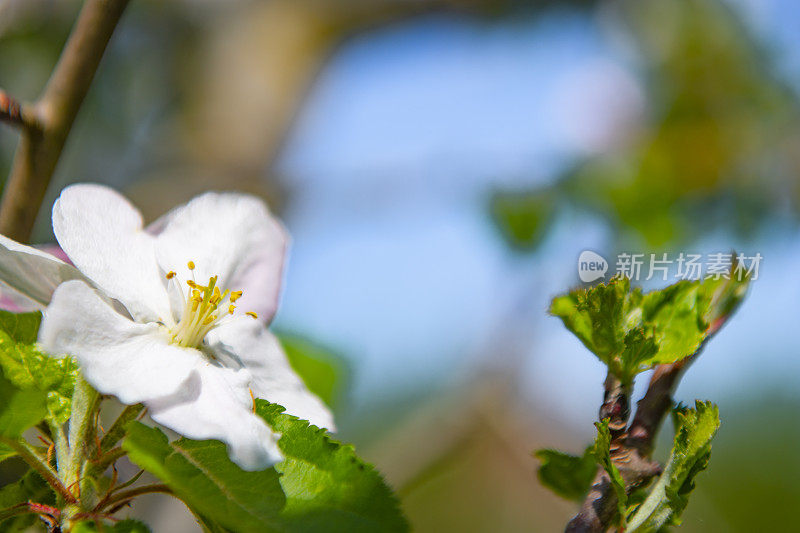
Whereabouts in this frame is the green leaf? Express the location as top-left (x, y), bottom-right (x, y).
top-left (125, 405), bottom-right (408, 532)
top-left (551, 274), bottom-right (749, 383)
top-left (0, 330), bottom-right (78, 425)
top-left (277, 333), bottom-right (348, 409)
top-left (0, 471), bottom-right (54, 531)
top-left (0, 310), bottom-right (41, 344)
top-left (123, 422), bottom-right (286, 533)
top-left (619, 328), bottom-right (659, 378)
top-left (697, 268), bottom-right (750, 327)
top-left (192, 512), bottom-right (235, 533)
top-left (550, 276), bottom-right (631, 365)
top-left (0, 442), bottom-right (16, 464)
top-left (627, 401), bottom-right (721, 532)
top-left (639, 281), bottom-right (709, 364)
top-left (256, 400), bottom-right (409, 533)
top-left (73, 519), bottom-right (151, 532)
top-left (489, 187), bottom-right (556, 252)
top-left (0, 370), bottom-right (48, 438)
top-left (534, 447), bottom-right (596, 501)
top-left (590, 419), bottom-right (627, 524)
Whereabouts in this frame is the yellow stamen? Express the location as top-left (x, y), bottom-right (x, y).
top-left (210, 286), bottom-right (222, 305)
top-left (249, 388), bottom-right (256, 413)
top-left (167, 263), bottom-right (249, 349)
top-left (246, 311), bottom-right (258, 319)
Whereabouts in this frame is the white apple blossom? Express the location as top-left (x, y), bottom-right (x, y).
top-left (0, 184), bottom-right (334, 470)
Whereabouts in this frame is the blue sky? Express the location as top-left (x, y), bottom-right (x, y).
top-left (274, 5), bottom-right (800, 429)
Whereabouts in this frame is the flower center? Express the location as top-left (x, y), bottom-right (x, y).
top-left (165, 261), bottom-right (257, 349)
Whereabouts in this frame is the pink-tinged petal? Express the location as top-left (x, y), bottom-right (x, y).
top-left (52, 184), bottom-right (170, 323)
top-left (150, 192), bottom-right (287, 324)
top-left (0, 234), bottom-right (89, 308)
top-left (206, 318), bottom-right (335, 431)
top-left (0, 283), bottom-right (41, 312)
top-left (35, 244), bottom-right (72, 265)
top-left (146, 362), bottom-right (283, 471)
top-left (39, 280), bottom-right (198, 405)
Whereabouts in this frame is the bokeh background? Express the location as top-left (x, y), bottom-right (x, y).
top-left (2, 0), bottom-right (800, 530)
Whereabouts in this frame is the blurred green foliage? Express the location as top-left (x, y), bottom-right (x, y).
top-left (492, 0), bottom-right (800, 249)
top-left (1, 0), bottom-right (797, 531)
top-left (0, 470), bottom-right (54, 531)
top-left (489, 188), bottom-right (555, 252)
top-left (277, 332), bottom-right (349, 411)
top-left (534, 447), bottom-right (595, 501)
top-left (669, 396), bottom-right (800, 532)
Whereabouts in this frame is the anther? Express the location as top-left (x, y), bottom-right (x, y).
top-left (230, 290), bottom-right (243, 303)
top-left (187, 261), bottom-right (195, 270)
top-left (246, 311), bottom-right (258, 319)
top-left (166, 271), bottom-right (176, 279)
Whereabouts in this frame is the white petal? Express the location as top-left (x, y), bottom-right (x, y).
top-left (0, 234), bottom-right (88, 307)
top-left (206, 318), bottom-right (335, 431)
top-left (150, 192), bottom-right (287, 323)
top-left (147, 362), bottom-right (283, 471)
top-left (0, 282), bottom-right (42, 312)
top-left (39, 280), bottom-right (198, 405)
top-left (52, 184), bottom-right (170, 322)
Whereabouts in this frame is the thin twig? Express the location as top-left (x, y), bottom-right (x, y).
top-left (89, 446), bottom-right (126, 475)
top-left (0, 0), bottom-right (130, 242)
top-left (47, 419), bottom-right (70, 476)
top-left (0, 501), bottom-right (60, 523)
top-left (0, 436), bottom-right (76, 503)
top-left (0, 502), bottom-right (30, 522)
top-left (100, 404), bottom-right (143, 453)
top-left (109, 469), bottom-right (144, 494)
top-left (94, 483), bottom-right (172, 513)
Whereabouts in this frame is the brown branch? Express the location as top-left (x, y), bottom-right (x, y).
top-left (566, 364), bottom-right (680, 532)
top-left (0, 0), bottom-right (130, 242)
top-left (566, 317), bottom-right (730, 532)
top-left (625, 359), bottom-right (691, 456)
top-left (598, 373), bottom-right (630, 444)
top-left (566, 372), bottom-right (661, 532)
top-left (0, 90), bottom-right (40, 130)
